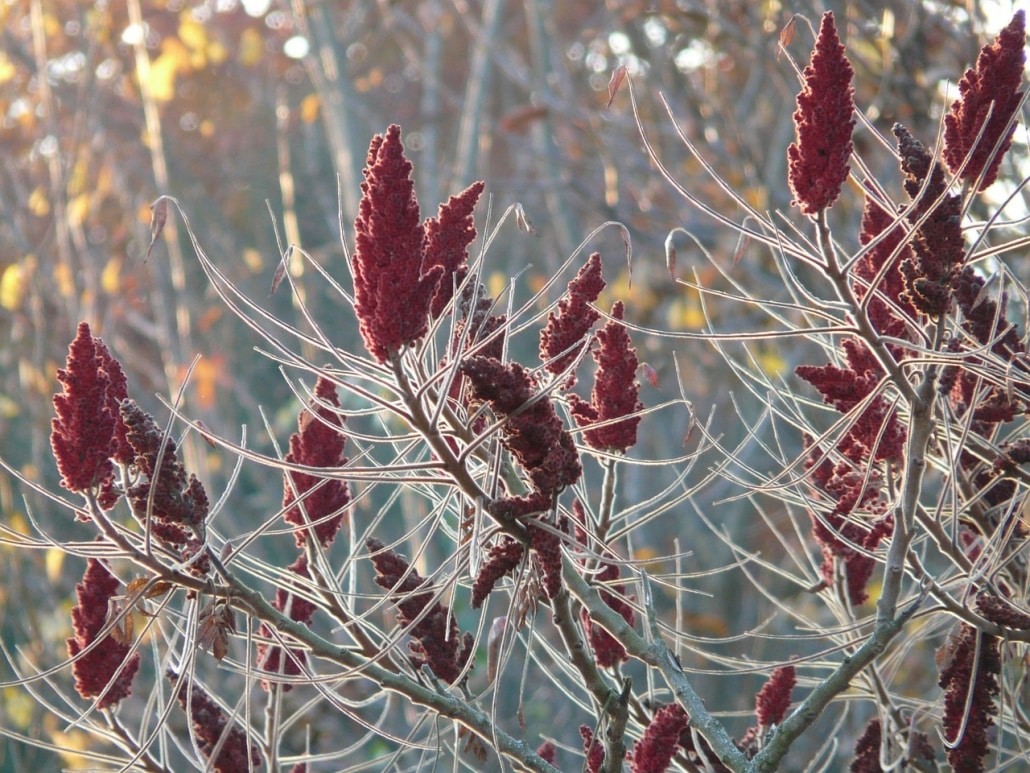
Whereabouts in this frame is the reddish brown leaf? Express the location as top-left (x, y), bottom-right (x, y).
top-left (195, 420), bottom-right (217, 448)
top-left (778, 15), bottom-right (798, 61)
top-left (606, 65), bottom-right (627, 110)
top-left (269, 246), bottom-right (291, 296)
top-left (641, 362), bottom-right (659, 388)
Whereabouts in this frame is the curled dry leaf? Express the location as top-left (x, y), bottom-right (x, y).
top-left (487, 616), bottom-right (506, 684)
top-left (664, 232), bottom-right (678, 280)
top-left (457, 725), bottom-right (489, 764)
top-left (197, 600), bottom-right (236, 661)
top-left (126, 576), bottom-right (173, 600)
top-left (514, 202), bottom-right (538, 236)
top-left (778, 14), bottom-right (798, 61)
top-left (731, 231), bottom-right (752, 269)
top-left (970, 271), bottom-right (999, 311)
top-left (606, 64), bottom-right (627, 110)
top-left (641, 362), bottom-right (659, 388)
top-left (108, 578), bottom-right (173, 644)
top-left (269, 245), bottom-right (292, 297)
top-left (145, 197), bottom-right (168, 262)
top-left (195, 420), bottom-right (218, 448)
top-left (106, 598), bottom-right (133, 645)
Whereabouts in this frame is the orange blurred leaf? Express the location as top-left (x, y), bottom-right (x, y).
top-left (300, 94), bottom-right (321, 123)
top-left (179, 355), bottom-right (226, 411)
top-left (499, 105), bottom-right (548, 133)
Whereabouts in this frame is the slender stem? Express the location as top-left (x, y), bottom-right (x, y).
top-left (595, 457), bottom-right (619, 544)
top-left (814, 209), bottom-right (920, 407)
top-left (219, 561), bottom-right (562, 773)
top-left (563, 562), bottom-right (750, 771)
top-left (746, 300), bottom-right (942, 773)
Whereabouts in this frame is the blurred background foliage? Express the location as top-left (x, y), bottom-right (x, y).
top-left (0, 0), bottom-right (1023, 769)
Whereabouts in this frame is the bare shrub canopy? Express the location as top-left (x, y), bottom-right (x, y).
top-left (2, 7), bottom-right (1029, 773)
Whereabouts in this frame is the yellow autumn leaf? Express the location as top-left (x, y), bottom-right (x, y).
top-left (46, 547), bottom-right (65, 584)
top-left (668, 298), bottom-right (706, 330)
top-left (27, 187), bottom-right (50, 216)
top-left (527, 272), bottom-right (547, 299)
top-left (177, 14), bottom-right (209, 54)
top-left (756, 348), bottom-right (787, 378)
top-left (206, 40), bottom-right (228, 65)
top-left (487, 271), bottom-right (507, 300)
top-left (147, 37), bottom-right (191, 102)
top-left (0, 392), bottom-right (18, 418)
top-left (862, 577), bottom-right (882, 605)
top-left (101, 256), bottom-right (122, 295)
top-left (54, 261), bottom-right (75, 299)
top-left (21, 359), bottom-right (50, 396)
top-left (48, 726), bottom-right (92, 771)
top-left (238, 27), bottom-right (264, 67)
top-left (300, 93), bottom-right (321, 123)
top-left (606, 270), bottom-right (632, 301)
top-left (66, 193), bottom-right (91, 229)
top-left (179, 14), bottom-right (227, 67)
top-left (40, 11), bottom-right (60, 36)
top-left (633, 545), bottom-right (661, 564)
top-left (242, 247), bottom-right (263, 272)
top-left (681, 611), bottom-right (730, 638)
top-left (67, 156), bottom-right (90, 195)
top-left (6, 511), bottom-right (30, 537)
top-left (0, 52), bottom-right (15, 84)
top-left (744, 186), bottom-right (768, 211)
top-left (1, 260), bottom-right (30, 311)
top-left (2, 687), bottom-right (34, 729)
top-left (206, 450), bottom-right (223, 473)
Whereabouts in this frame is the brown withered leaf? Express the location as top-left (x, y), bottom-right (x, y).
top-left (126, 576), bottom-right (173, 600)
top-left (731, 231), bottom-right (752, 269)
top-left (197, 600), bottom-right (237, 661)
top-left (514, 203), bottom-right (538, 236)
top-left (606, 64), bottom-right (628, 110)
top-left (934, 624), bottom-right (961, 672)
top-left (664, 232), bottom-right (678, 279)
top-left (195, 420), bottom-right (218, 448)
top-left (778, 15), bottom-right (798, 60)
top-left (486, 616), bottom-right (506, 685)
top-left (106, 599), bottom-right (133, 645)
top-left (970, 271), bottom-right (999, 312)
top-left (145, 198), bottom-right (168, 262)
top-left (457, 725), bottom-right (489, 764)
top-left (269, 245), bottom-right (292, 296)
